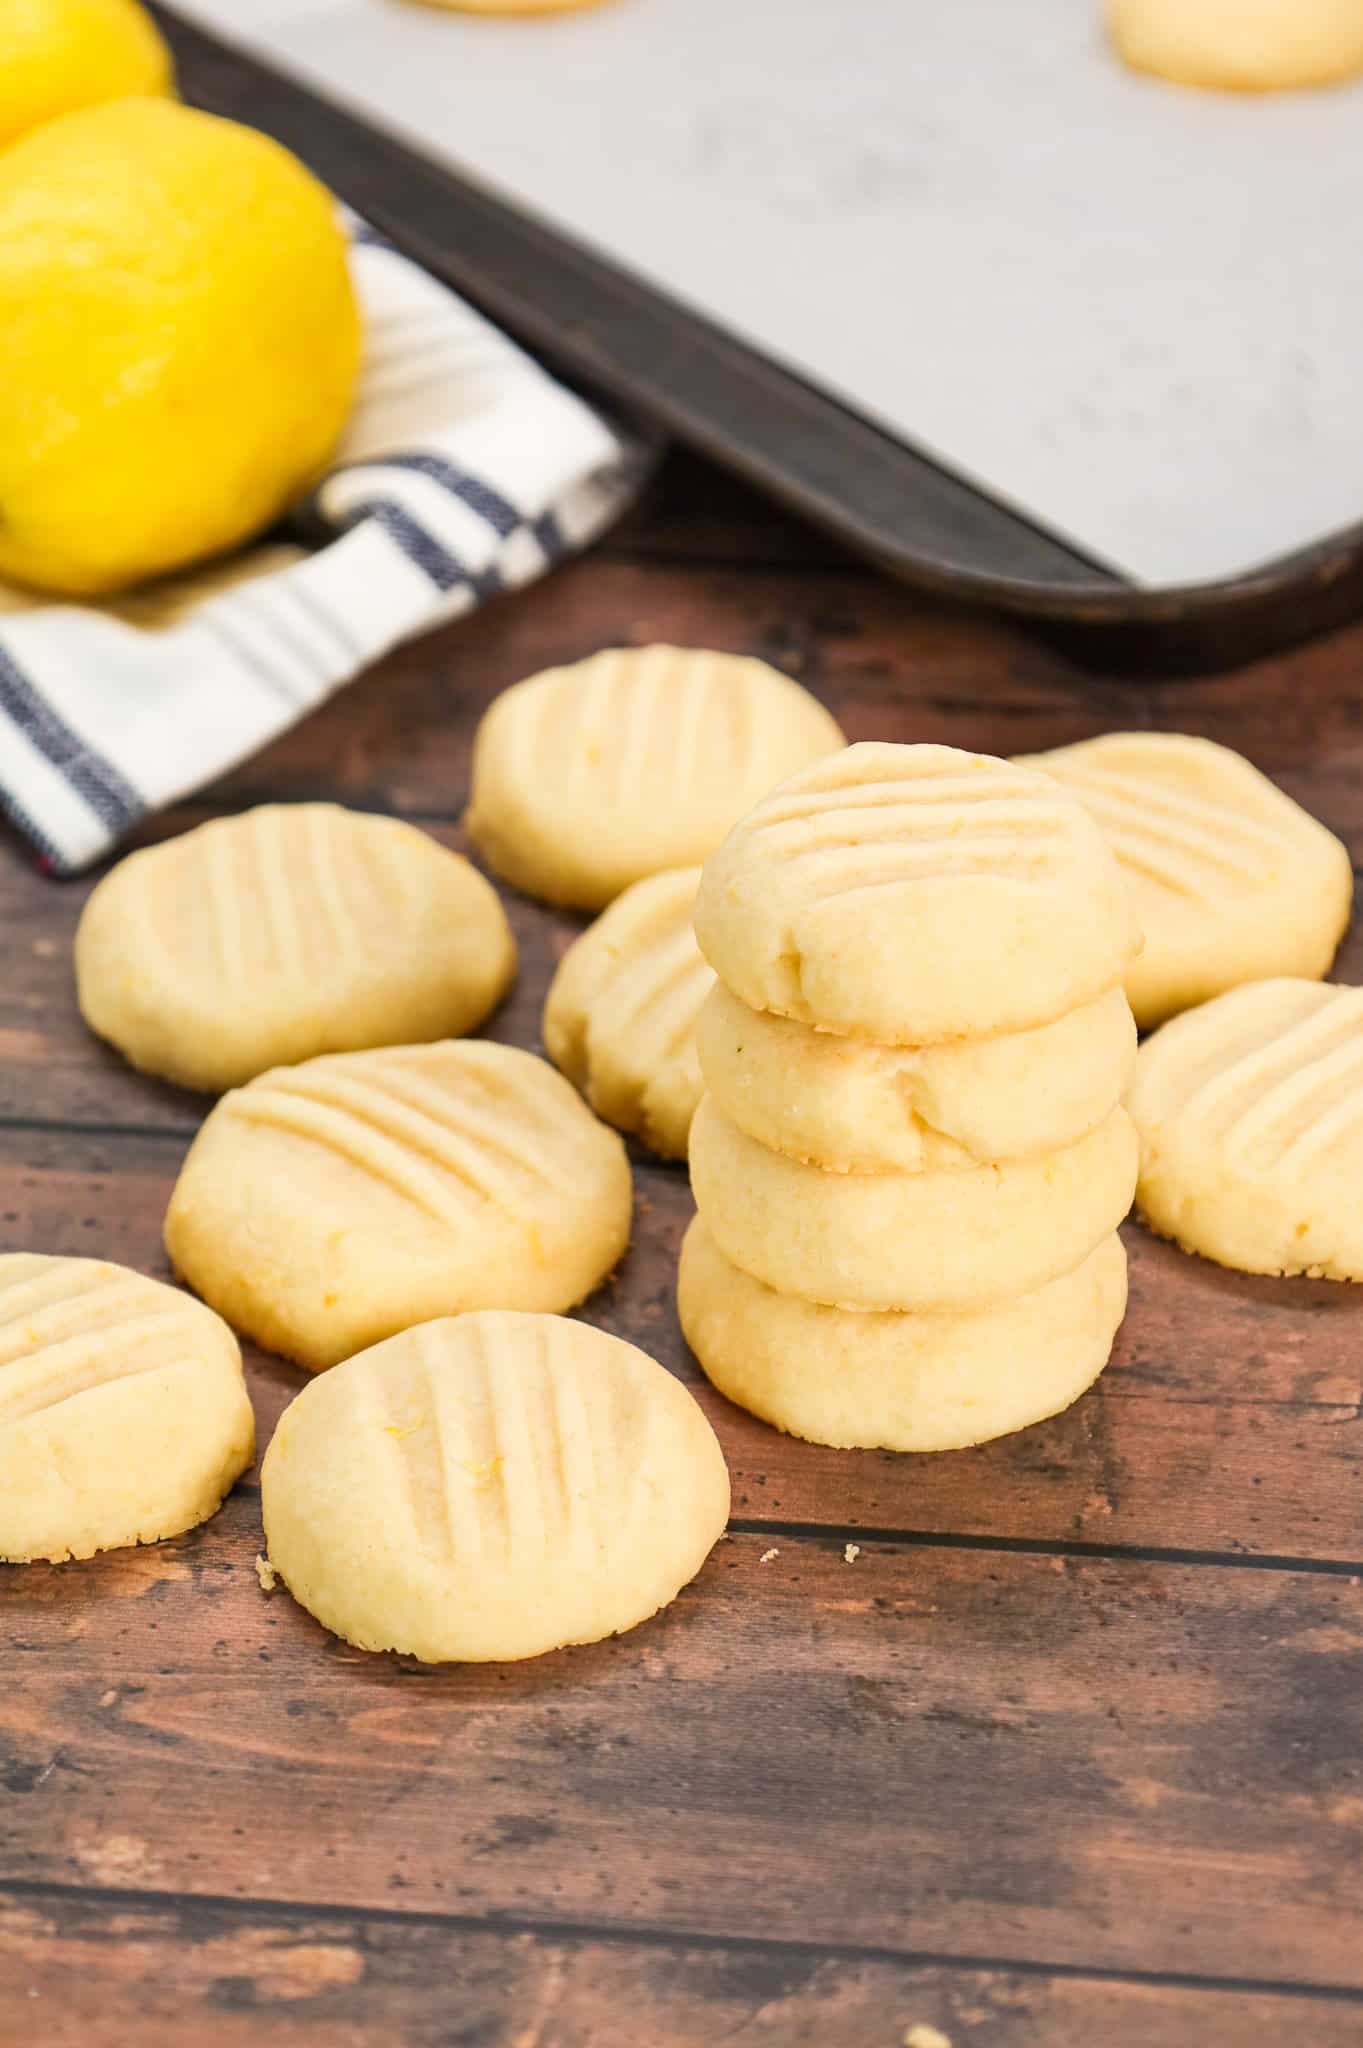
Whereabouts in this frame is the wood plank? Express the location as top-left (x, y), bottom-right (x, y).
top-left (3, 1509), bottom-right (1361, 1989)
top-left (6, 813), bottom-right (1362, 1141)
top-left (1, 1125), bottom-right (1359, 1562)
top-left (5, 544), bottom-right (1360, 1140)
top-left (605, 448), bottom-right (870, 571)
top-left (4, 454), bottom-right (1362, 2033)
top-left (5, 543), bottom-right (1362, 1134)
top-left (194, 558), bottom-right (1363, 848)
top-left (163, 559), bottom-right (1140, 815)
top-left (3, 1889), bottom-right (1360, 2048)
top-left (2, 480), bottom-right (1361, 864)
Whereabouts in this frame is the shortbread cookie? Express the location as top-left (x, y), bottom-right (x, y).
top-left (466, 646), bottom-right (845, 909)
top-left (0, 1255), bottom-right (254, 1564)
top-left (694, 743), bottom-right (1141, 1043)
top-left (261, 1311), bottom-right (729, 1661)
top-left (77, 804), bottom-right (516, 1092)
top-left (679, 1219), bottom-right (1126, 1451)
top-left (1128, 979), bottom-right (1363, 1279)
top-left (697, 982), bottom-right (1135, 1170)
top-left (689, 1094), bottom-right (1137, 1310)
top-left (1022, 734), bottom-right (1351, 1030)
top-left (165, 1042), bottom-right (632, 1371)
top-left (544, 867), bottom-right (711, 1159)
top-left (1109, 0), bottom-right (1363, 92)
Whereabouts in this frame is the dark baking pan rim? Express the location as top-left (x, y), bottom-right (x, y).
top-left (156, 5), bottom-right (1363, 661)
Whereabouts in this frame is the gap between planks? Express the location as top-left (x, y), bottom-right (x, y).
top-left (163, 1486), bottom-right (1363, 1586)
top-left (4, 1878), bottom-right (1361, 2008)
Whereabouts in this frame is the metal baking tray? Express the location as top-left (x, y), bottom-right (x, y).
top-left (156, 5), bottom-right (1363, 666)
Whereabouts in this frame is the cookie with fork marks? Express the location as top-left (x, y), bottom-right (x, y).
top-left (165, 1042), bottom-right (631, 1370)
top-left (0, 1255), bottom-right (253, 1564)
top-left (694, 742), bottom-right (1141, 1044)
top-left (77, 803), bottom-right (516, 1092)
top-left (1022, 734), bottom-right (1351, 1030)
top-left (1129, 978), bottom-right (1363, 1278)
top-left (261, 1311), bottom-right (729, 1661)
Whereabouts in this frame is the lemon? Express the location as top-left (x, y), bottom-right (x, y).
top-left (0, 0), bottom-right (173, 149)
top-left (0, 97), bottom-right (362, 597)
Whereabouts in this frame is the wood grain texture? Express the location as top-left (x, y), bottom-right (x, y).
top-left (200, 554), bottom-right (1363, 839)
top-left (4, 1891), bottom-right (1361, 2048)
top-left (3, 451), bottom-right (1363, 2043)
top-left (4, 1510), bottom-right (1363, 1987)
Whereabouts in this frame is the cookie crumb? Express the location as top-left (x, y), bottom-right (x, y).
top-left (844, 1542), bottom-right (861, 1564)
top-left (904, 2027), bottom-right (952, 2048)
top-left (98, 1689), bottom-right (117, 1708)
top-left (255, 1553), bottom-right (278, 1593)
top-left (759, 1548), bottom-right (780, 1565)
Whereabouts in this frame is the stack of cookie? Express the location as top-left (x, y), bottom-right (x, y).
top-left (679, 742), bottom-right (1144, 1452)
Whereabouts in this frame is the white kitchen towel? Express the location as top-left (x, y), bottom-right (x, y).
top-left (0, 221), bottom-right (650, 876)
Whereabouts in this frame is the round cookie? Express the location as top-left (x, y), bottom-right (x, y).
top-left (1128, 978), bottom-right (1363, 1279)
top-left (697, 982), bottom-right (1136, 1170)
top-left (76, 803), bottom-right (516, 1092)
top-left (466, 645), bottom-right (845, 909)
top-left (1021, 733), bottom-right (1352, 1030)
top-left (693, 742), bottom-right (1141, 1043)
top-left (1109, 0), bottom-right (1363, 92)
top-left (679, 1219), bottom-right (1127, 1451)
top-left (543, 867), bottom-right (712, 1160)
top-left (688, 1093), bottom-right (1137, 1311)
top-left (165, 1041), bottom-right (632, 1372)
top-left (261, 1311), bottom-right (730, 1661)
top-left (0, 1254), bottom-right (254, 1564)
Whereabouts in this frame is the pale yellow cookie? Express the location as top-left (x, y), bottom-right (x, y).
top-left (77, 804), bottom-right (516, 1092)
top-left (689, 1093), bottom-right (1137, 1311)
top-left (165, 1042), bottom-right (632, 1372)
top-left (697, 981), bottom-right (1135, 1170)
top-left (694, 743), bottom-right (1141, 1043)
top-left (466, 645), bottom-right (845, 910)
top-left (1021, 734), bottom-right (1352, 1030)
top-left (1128, 978), bottom-right (1363, 1279)
top-left (261, 1311), bottom-right (729, 1662)
top-left (679, 1219), bottom-right (1127, 1451)
top-left (1109, 0), bottom-right (1363, 92)
top-left (543, 866), bottom-right (711, 1160)
top-left (0, 1254), bottom-right (254, 1564)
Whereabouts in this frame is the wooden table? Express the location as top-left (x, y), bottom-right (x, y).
top-left (3, 455), bottom-right (1362, 2048)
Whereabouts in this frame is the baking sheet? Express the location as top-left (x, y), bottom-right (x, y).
top-left (172, 0), bottom-right (1363, 589)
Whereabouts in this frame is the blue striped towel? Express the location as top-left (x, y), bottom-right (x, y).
top-left (0, 223), bottom-right (649, 877)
